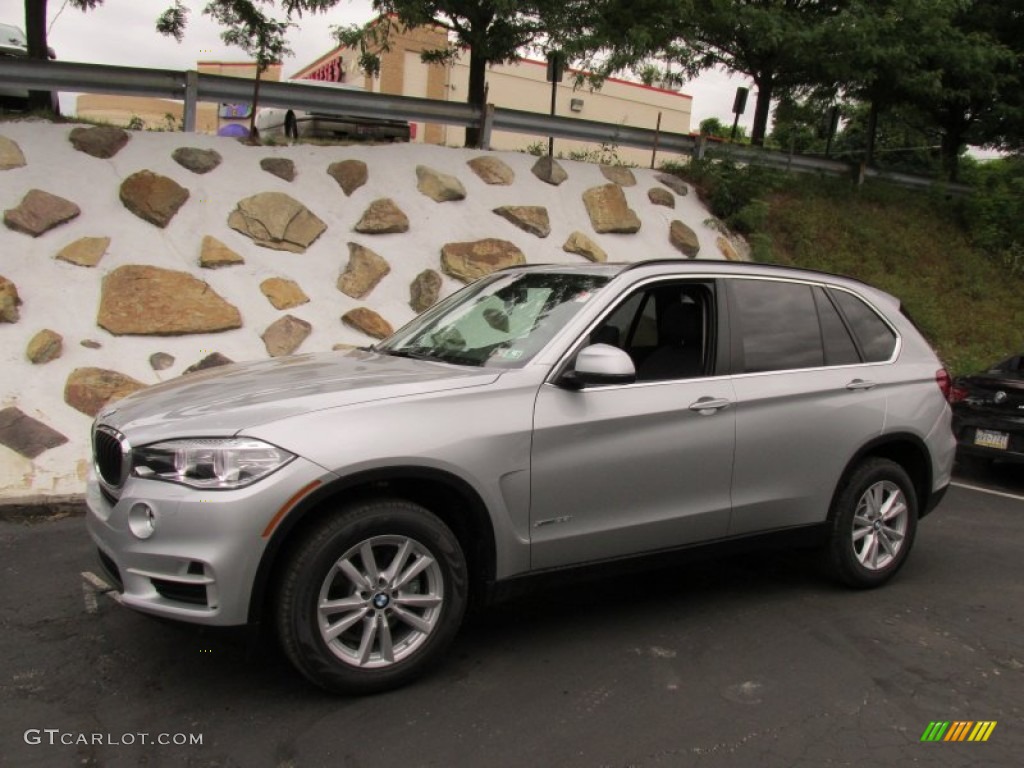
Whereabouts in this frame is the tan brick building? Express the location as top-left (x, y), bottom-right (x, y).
top-left (290, 22), bottom-right (693, 164)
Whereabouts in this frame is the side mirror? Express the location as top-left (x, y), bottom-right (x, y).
top-left (562, 344), bottom-right (635, 388)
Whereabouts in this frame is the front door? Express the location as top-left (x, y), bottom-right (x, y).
top-left (529, 280), bottom-right (736, 570)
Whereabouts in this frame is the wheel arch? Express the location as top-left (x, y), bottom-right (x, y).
top-left (248, 466), bottom-right (497, 624)
top-left (829, 433), bottom-right (934, 521)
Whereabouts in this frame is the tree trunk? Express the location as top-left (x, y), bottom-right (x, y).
top-left (249, 67), bottom-right (263, 143)
top-left (864, 99), bottom-right (879, 167)
top-left (25, 0), bottom-right (53, 112)
top-left (750, 74), bottom-right (773, 147)
top-left (464, 49), bottom-right (487, 148)
top-left (940, 129), bottom-right (961, 183)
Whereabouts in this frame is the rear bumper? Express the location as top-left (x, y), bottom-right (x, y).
top-left (952, 412), bottom-right (1024, 464)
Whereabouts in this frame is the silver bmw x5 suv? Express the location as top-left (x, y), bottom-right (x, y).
top-left (87, 260), bottom-right (955, 693)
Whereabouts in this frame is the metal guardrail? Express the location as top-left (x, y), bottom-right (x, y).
top-left (0, 58), bottom-right (971, 196)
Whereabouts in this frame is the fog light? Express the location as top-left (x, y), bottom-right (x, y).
top-left (128, 502), bottom-right (157, 539)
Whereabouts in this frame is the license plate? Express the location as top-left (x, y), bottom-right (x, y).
top-left (974, 428), bottom-right (1009, 450)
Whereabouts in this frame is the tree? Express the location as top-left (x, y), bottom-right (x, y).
top-left (160, 1), bottom-right (293, 141)
top-left (294, 1), bottom-right (583, 147)
top-left (919, 1), bottom-right (1021, 181)
top-left (23, 0), bottom-right (102, 111)
top-left (699, 116), bottom-right (747, 141)
top-left (570, 1), bottom-right (849, 147)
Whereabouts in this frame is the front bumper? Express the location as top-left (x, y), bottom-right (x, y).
top-left (86, 457), bottom-right (328, 626)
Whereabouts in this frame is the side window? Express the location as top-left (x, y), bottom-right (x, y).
top-left (830, 289), bottom-right (898, 363)
top-left (813, 287), bottom-right (861, 366)
top-left (730, 279), bottom-right (823, 373)
top-left (588, 282), bottom-right (713, 381)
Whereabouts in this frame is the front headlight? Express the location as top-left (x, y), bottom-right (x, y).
top-left (132, 438), bottom-right (295, 490)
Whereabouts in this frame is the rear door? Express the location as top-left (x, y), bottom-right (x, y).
top-left (726, 278), bottom-right (897, 534)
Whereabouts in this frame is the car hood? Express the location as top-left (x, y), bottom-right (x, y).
top-left (97, 349), bottom-right (500, 445)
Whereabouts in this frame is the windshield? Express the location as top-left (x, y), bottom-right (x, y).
top-left (377, 271), bottom-right (610, 368)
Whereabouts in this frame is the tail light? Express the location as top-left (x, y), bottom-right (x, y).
top-left (936, 368), bottom-right (968, 404)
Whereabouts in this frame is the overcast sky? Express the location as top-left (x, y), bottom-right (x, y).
top-left (0, 0), bottom-right (756, 129)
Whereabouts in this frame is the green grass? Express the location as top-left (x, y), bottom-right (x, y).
top-left (670, 162), bottom-right (1024, 375)
top-left (758, 177), bottom-right (1024, 375)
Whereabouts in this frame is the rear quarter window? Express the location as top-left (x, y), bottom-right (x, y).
top-left (831, 289), bottom-right (898, 362)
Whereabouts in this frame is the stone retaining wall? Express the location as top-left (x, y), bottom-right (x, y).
top-left (0, 121), bottom-right (741, 501)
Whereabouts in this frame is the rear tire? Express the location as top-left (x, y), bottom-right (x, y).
top-left (825, 458), bottom-right (918, 588)
top-left (275, 499), bottom-right (467, 694)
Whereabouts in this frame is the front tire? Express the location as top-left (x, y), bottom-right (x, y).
top-left (825, 458), bottom-right (918, 588)
top-left (275, 500), bottom-right (467, 694)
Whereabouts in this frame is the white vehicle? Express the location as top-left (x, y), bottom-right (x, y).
top-left (0, 23), bottom-right (58, 110)
top-left (255, 79), bottom-right (411, 142)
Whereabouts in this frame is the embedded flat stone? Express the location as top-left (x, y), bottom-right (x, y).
top-left (670, 220), bottom-right (701, 258)
top-left (656, 172), bottom-right (689, 196)
top-left (68, 125), bottom-right (130, 159)
top-left (262, 315), bottom-right (312, 357)
top-left (97, 265), bottom-right (242, 335)
top-left (493, 206), bottom-right (550, 238)
top-left (354, 198), bottom-right (409, 234)
top-left (416, 165), bottom-right (466, 202)
top-left (260, 157), bottom-right (296, 182)
top-left (583, 184), bottom-right (641, 234)
top-left (64, 367), bottom-right (147, 418)
top-left (26, 329), bottom-right (62, 364)
top-left (648, 187), bottom-right (675, 208)
top-left (343, 308), bottom-right (394, 339)
top-left (56, 236), bottom-right (110, 267)
top-left (184, 353), bottom-right (234, 374)
top-left (150, 352), bottom-right (175, 371)
top-left (531, 156), bottom-right (567, 186)
top-left (199, 235), bottom-right (244, 268)
top-left (4, 189), bottom-right (80, 237)
top-left (1, 275), bottom-right (22, 323)
top-left (260, 277), bottom-right (309, 310)
top-left (172, 147), bottom-right (222, 174)
top-left (717, 235), bottom-right (741, 261)
top-left (563, 231), bottom-right (608, 263)
top-left (327, 159), bottom-right (368, 196)
top-left (600, 165), bottom-right (636, 186)
top-left (467, 156), bottom-right (515, 185)
top-left (338, 243), bottom-right (390, 299)
top-left (0, 135), bottom-right (26, 170)
top-left (441, 239), bottom-right (526, 283)
top-left (410, 269), bottom-right (442, 312)
top-left (0, 407), bottom-right (68, 459)
top-left (119, 171), bottom-right (189, 228)
top-left (227, 192), bottom-right (326, 253)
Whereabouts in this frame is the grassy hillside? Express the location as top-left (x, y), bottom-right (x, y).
top-left (678, 163), bottom-right (1024, 376)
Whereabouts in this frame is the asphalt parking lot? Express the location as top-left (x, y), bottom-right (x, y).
top-left (1, 463), bottom-right (1021, 768)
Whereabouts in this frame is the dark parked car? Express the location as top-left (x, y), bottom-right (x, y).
top-left (952, 354), bottom-right (1024, 464)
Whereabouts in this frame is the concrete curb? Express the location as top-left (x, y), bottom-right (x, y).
top-left (0, 495), bottom-right (86, 523)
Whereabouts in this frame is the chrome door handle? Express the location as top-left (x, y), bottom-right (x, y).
top-left (689, 397), bottom-right (731, 414)
top-left (846, 379), bottom-right (877, 391)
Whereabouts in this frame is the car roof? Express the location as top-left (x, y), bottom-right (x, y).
top-left (503, 259), bottom-right (901, 310)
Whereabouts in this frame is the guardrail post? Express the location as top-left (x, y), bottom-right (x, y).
top-left (183, 70), bottom-right (198, 133)
top-left (692, 135), bottom-right (707, 161)
top-left (479, 104), bottom-right (494, 150)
